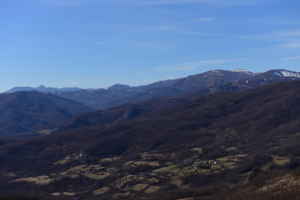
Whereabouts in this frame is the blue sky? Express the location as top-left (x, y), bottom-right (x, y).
top-left (0, 0), bottom-right (300, 91)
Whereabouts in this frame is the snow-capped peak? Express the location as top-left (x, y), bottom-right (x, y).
top-left (275, 70), bottom-right (300, 78)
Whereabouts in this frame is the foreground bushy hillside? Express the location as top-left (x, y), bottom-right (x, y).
top-left (0, 197), bottom-right (38, 200)
top-left (2, 81), bottom-right (300, 199)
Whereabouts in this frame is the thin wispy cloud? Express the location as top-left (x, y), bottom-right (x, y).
top-left (248, 18), bottom-right (300, 25)
top-left (153, 25), bottom-right (177, 31)
top-left (241, 30), bottom-right (300, 41)
top-left (241, 30), bottom-right (300, 49)
top-left (195, 17), bottom-right (216, 22)
top-left (141, 0), bottom-right (212, 5)
top-left (281, 56), bottom-right (300, 61)
top-left (41, 0), bottom-right (268, 7)
top-left (139, 0), bottom-right (263, 6)
top-left (142, 24), bottom-right (222, 38)
top-left (95, 41), bottom-right (106, 46)
top-left (280, 41), bottom-right (300, 49)
top-left (155, 58), bottom-right (245, 72)
top-left (277, 30), bottom-right (300, 37)
top-left (41, 0), bottom-right (85, 6)
top-left (170, 65), bottom-right (199, 72)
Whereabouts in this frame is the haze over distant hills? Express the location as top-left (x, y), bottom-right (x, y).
top-left (6, 85), bottom-right (83, 94)
top-left (5, 69), bottom-right (300, 110)
top-left (0, 92), bottom-right (92, 136)
top-left (0, 68), bottom-right (299, 137)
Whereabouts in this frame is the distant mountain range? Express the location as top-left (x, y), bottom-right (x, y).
top-left (63, 69), bottom-right (300, 132)
top-left (6, 85), bottom-right (83, 94)
top-left (1, 68), bottom-right (299, 137)
top-left (5, 69), bottom-right (300, 110)
top-left (0, 92), bottom-right (92, 136)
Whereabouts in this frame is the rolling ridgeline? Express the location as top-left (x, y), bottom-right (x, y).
top-left (7, 69), bottom-right (300, 110)
top-left (1, 69), bottom-right (300, 199)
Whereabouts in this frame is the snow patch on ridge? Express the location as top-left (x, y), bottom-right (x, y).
top-left (276, 70), bottom-right (300, 78)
